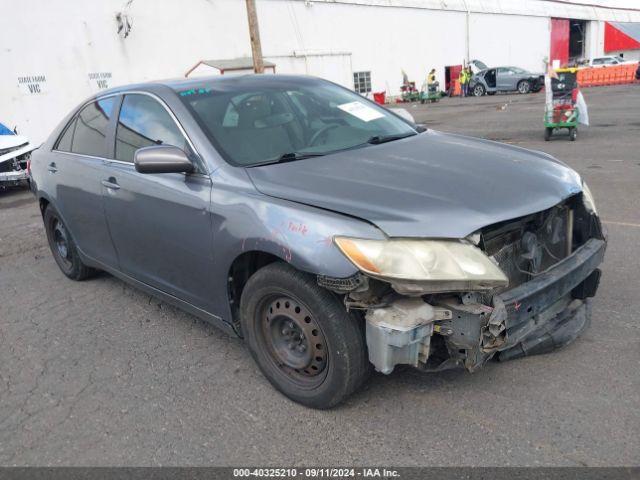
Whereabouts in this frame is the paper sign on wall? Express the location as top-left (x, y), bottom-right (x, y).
top-left (338, 101), bottom-right (384, 122)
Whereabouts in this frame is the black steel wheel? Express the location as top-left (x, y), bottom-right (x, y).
top-left (240, 262), bottom-right (370, 409)
top-left (44, 205), bottom-right (96, 280)
top-left (261, 295), bottom-right (328, 387)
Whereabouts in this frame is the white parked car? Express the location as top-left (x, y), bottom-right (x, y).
top-left (0, 123), bottom-right (37, 188)
top-left (589, 56), bottom-right (636, 67)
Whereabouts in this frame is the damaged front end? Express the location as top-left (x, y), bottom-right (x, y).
top-left (0, 124), bottom-right (36, 188)
top-left (323, 192), bottom-right (606, 375)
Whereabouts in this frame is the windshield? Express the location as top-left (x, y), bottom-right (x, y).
top-left (175, 77), bottom-right (416, 166)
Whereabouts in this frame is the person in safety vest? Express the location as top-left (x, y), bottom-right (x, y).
top-left (458, 68), bottom-right (468, 97)
top-left (427, 69), bottom-right (437, 86)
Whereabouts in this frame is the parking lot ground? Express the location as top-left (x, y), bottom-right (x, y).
top-left (0, 85), bottom-right (639, 466)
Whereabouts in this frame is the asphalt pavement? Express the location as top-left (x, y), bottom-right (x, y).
top-left (0, 85), bottom-right (638, 466)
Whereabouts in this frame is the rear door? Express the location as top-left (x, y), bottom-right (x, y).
top-left (101, 92), bottom-right (215, 310)
top-left (49, 96), bottom-right (119, 267)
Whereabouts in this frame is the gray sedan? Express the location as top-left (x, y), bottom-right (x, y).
top-left (30, 75), bottom-right (605, 408)
top-left (469, 66), bottom-right (544, 96)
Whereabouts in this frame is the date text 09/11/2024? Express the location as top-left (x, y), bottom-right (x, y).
top-left (232, 468), bottom-right (400, 478)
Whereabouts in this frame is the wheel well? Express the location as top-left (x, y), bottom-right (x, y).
top-left (227, 251), bottom-right (281, 330)
top-left (39, 197), bottom-right (50, 217)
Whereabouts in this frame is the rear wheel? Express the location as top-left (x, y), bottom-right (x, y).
top-left (517, 80), bottom-right (531, 94)
top-left (240, 262), bottom-right (369, 409)
top-left (569, 127), bottom-right (577, 141)
top-left (544, 127), bottom-right (553, 141)
top-left (43, 205), bottom-right (96, 280)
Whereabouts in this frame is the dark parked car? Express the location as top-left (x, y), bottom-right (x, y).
top-left (469, 66), bottom-right (544, 96)
top-left (30, 75), bottom-right (606, 408)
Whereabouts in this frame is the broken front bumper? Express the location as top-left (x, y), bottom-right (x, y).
top-left (0, 168), bottom-right (29, 184)
top-left (365, 238), bottom-right (606, 374)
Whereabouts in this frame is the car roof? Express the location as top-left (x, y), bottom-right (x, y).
top-left (96, 74), bottom-right (325, 97)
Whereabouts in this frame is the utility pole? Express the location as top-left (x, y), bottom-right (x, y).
top-left (245, 0), bottom-right (264, 73)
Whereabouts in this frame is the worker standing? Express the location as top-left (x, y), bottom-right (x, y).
top-left (427, 68), bottom-right (437, 86)
top-left (458, 68), bottom-right (468, 97)
top-left (466, 67), bottom-right (473, 95)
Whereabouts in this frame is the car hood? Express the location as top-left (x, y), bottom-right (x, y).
top-left (0, 134), bottom-right (29, 150)
top-left (246, 130), bottom-right (582, 238)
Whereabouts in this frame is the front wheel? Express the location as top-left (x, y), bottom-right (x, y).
top-left (569, 127), bottom-right (577, 141)
top-left (473, 84), bottom-right (485, 97)
top-left (240, 262), bottom-right (370, 409)
top-left (544, 127), bottom-right (553, 141)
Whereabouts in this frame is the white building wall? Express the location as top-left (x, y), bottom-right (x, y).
top-left (0, 0), bottom-right (253, 144)
top-left (1, 0), bottom-right (640, 144)
top-left (259, 1), bottom-right (466, 93)
top-left (468, 14), bottom-right (550, 73)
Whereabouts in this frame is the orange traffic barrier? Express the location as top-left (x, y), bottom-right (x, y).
top-left (575, 64), bottom-right (637, 88)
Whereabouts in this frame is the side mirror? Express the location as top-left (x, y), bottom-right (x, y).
top-left (134, 145), bottom-right (194, 174)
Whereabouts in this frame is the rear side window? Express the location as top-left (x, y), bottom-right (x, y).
top-left (56, 98), bottom-right (116, 157)
top-left (115, 94), bottom-right (189, 163)
top-left (56, 119), bottom-right (75, 151)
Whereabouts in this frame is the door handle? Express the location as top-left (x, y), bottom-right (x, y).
top-left (101, 179), bottom-right (120, 190)
top-left (47, 162), bottom-right (58, 173)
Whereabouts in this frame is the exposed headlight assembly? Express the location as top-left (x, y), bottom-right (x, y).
top-left (582, 181), bottom-right (597, 215)
top-left (334, 237), bottom-right (508, 293)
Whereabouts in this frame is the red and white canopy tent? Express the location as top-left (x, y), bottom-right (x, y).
top-left (605, 22), bottom-right (640, 53)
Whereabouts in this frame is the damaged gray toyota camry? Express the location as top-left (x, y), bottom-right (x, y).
top-left (30, 75), bottom-right (606, 408)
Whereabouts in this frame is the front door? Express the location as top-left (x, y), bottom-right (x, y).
top-left (496, 67), bottom-right (514, 90)
top-left (101, 93), bottom-right (215, 311)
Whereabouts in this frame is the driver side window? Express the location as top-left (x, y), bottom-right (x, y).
top-left (115, 94), bottom-right (189, 163)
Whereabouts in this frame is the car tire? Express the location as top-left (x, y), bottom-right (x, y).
top-left (517, 80), bottom-right (531, 94)
top-left (569, 127), bottom-right (577, 141)
top-left (44, 205), bottom-right (96, 281)
top-left (240, 262), bottom-right (370, 409)
top-left (473, 84), bottom-right (485, 97)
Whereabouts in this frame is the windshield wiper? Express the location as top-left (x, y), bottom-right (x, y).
top-left (366, 132), bottom-right (417, 145)
top-left (277, 152), bottom-right (326, 162)
top-left (247, 152), bottom-right (326, 167)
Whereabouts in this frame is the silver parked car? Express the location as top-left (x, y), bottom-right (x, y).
top-left (30, 75), bottom-right (605, 408)
top-left (469, 66), bottom-right (544, 96)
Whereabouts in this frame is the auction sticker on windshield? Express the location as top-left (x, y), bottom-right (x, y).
top-left (338, 101), bottom-right (385, 122)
